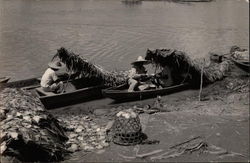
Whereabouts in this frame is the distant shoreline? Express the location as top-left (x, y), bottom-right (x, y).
top-left (138, 0), bottom-right (213, 2)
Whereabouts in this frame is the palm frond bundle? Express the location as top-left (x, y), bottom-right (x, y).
top-left (0, 88), bottom-right (69, 162)
top-left (145, 49), bottom-right (230, 85)
top-left (52, 47), bottom-right (127, 86)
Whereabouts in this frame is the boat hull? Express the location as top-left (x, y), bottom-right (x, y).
top-left (102, 83), bottom-right (189, 101)
top-left (31, 77), bottom-right (105, 109)
top-left (0, 77), bottom-right (11, 83)
top-left (38, 85), bottom-right (105, 109)
top-left (0, 73), bottom-right (69, 89)
top-left (0, 75), bottom-right (106, 109)
top-left (231, 58), bottom-right (250, 73)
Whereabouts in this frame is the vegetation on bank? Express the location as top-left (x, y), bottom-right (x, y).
top-left (176, 0), bottom-right (213, 1)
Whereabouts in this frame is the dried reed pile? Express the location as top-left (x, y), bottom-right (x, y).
top-left (145, 49), bottom-right (230, 85)
top-left (53, 47), bottom-right (128, 87)
top-left (0, 88), bottom-right (69, 162)
top-left (57, 114), bottom-right (109, 153)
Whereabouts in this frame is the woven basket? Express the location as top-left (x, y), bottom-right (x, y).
top-left (111, 111), bottom-right (145, 146)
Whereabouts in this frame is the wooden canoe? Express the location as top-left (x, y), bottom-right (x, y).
top-left (27, 78), bottom-right (105, 109)
top-left (231, 58), bottom-right (250, 72)
top-left (0, 77), bottom-right (41, 92)
top-left (0, 77), bottom-right (11, 83)
top-left (0, 73), bottom-right (105, 109)
top-left (102, 83), bottom-right (189, 102)
top-left (0, 73), bottom-right (70, 90)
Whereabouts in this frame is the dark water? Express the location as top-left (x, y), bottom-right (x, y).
top-left (0, 0), bottom-right (249, 80)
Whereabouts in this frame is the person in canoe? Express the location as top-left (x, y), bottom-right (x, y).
top-left (128, 56), bottom-right (155, 92)
top-left (40, 61), bottom-right (65, 93)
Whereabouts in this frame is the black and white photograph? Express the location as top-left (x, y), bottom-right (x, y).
top-left (0, 0), bottom-right (249, 162)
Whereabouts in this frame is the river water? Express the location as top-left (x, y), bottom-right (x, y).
top-left (0, 0), bottom-right (248, 80)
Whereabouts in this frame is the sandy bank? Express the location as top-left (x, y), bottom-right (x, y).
top-left (52, 65), bottom-right (249, 162)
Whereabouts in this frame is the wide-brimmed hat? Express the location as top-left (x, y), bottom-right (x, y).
top-left (131, 56), bottom-right (150, 65)
top-left (48, 61), bottom-right (65, 70)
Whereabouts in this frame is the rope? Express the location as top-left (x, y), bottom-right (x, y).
top-left (181, 64), bottom-right (190, 84)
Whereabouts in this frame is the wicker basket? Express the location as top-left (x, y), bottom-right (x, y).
top-left (110, 110), bottom-right (145, 146)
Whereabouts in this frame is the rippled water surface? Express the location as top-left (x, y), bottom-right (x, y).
top-left (0, 0), bottom-right (249, 80)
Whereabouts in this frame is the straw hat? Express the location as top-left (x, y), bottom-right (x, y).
top-left (48, 61), bottom-right (65, 70)
top-left (131, 56), bottom-right (150, 65)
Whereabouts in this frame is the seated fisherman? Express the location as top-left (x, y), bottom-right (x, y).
top-left (154, 65), bottom-right (173, 88)
top-left (40, 61), bottom-right (64, 93)
top-left (128, 56), bottom-right (155, 92)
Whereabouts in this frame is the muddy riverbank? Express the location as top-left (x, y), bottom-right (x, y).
top-left (50, 65), bottom-right (249, 162)
top-left (0, 61), bottom-right (248, 162)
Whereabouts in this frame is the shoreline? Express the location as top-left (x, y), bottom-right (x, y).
top-left (141, 0), bottom-right (213, 1)
top-left (61, 88), bottom-right (249, 162)
top-left (1, 53), bottom-right (249, 162)
top-left (52, 65), bottom-right (249, 162)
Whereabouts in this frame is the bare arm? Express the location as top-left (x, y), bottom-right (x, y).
top-left (128, 68), bottom-right (148, 80)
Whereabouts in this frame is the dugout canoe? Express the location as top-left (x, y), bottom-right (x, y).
top-left (102, 82), bottom-right (189, 102)
top-left (0, 73), bottom-right (70, 89)
top-left (0, 77), bottom-right (41, 92)
top-left (231, 58), bottom-right (250, 73)
top-left (27, 78), bottom-right (105, 109)
top-left (0, 77), bottom-right (11, 83)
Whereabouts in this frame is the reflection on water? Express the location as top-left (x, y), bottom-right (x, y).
top-left (0, 0), bottom-right (248, 80)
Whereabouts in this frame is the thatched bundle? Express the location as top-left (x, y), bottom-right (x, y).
top-left (0, 88), bottom-right (69, 162)
top-left (52, 47), bottom-right (128, 87)
top-left (145, 49), bottom-right (230, 85)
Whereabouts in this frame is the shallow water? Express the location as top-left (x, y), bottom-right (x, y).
top-left (0, 0), bottom-right (249, 80)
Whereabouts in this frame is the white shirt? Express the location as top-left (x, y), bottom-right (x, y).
top-left (40, 68), bottom-right (58, 87)
top-left (128, 66), bottom-right (147, 79)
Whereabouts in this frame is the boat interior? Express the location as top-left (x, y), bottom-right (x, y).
top-left (106, 82), bottom-right (183, 92)
top-left (35, 77), bottom-right (103, 97)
